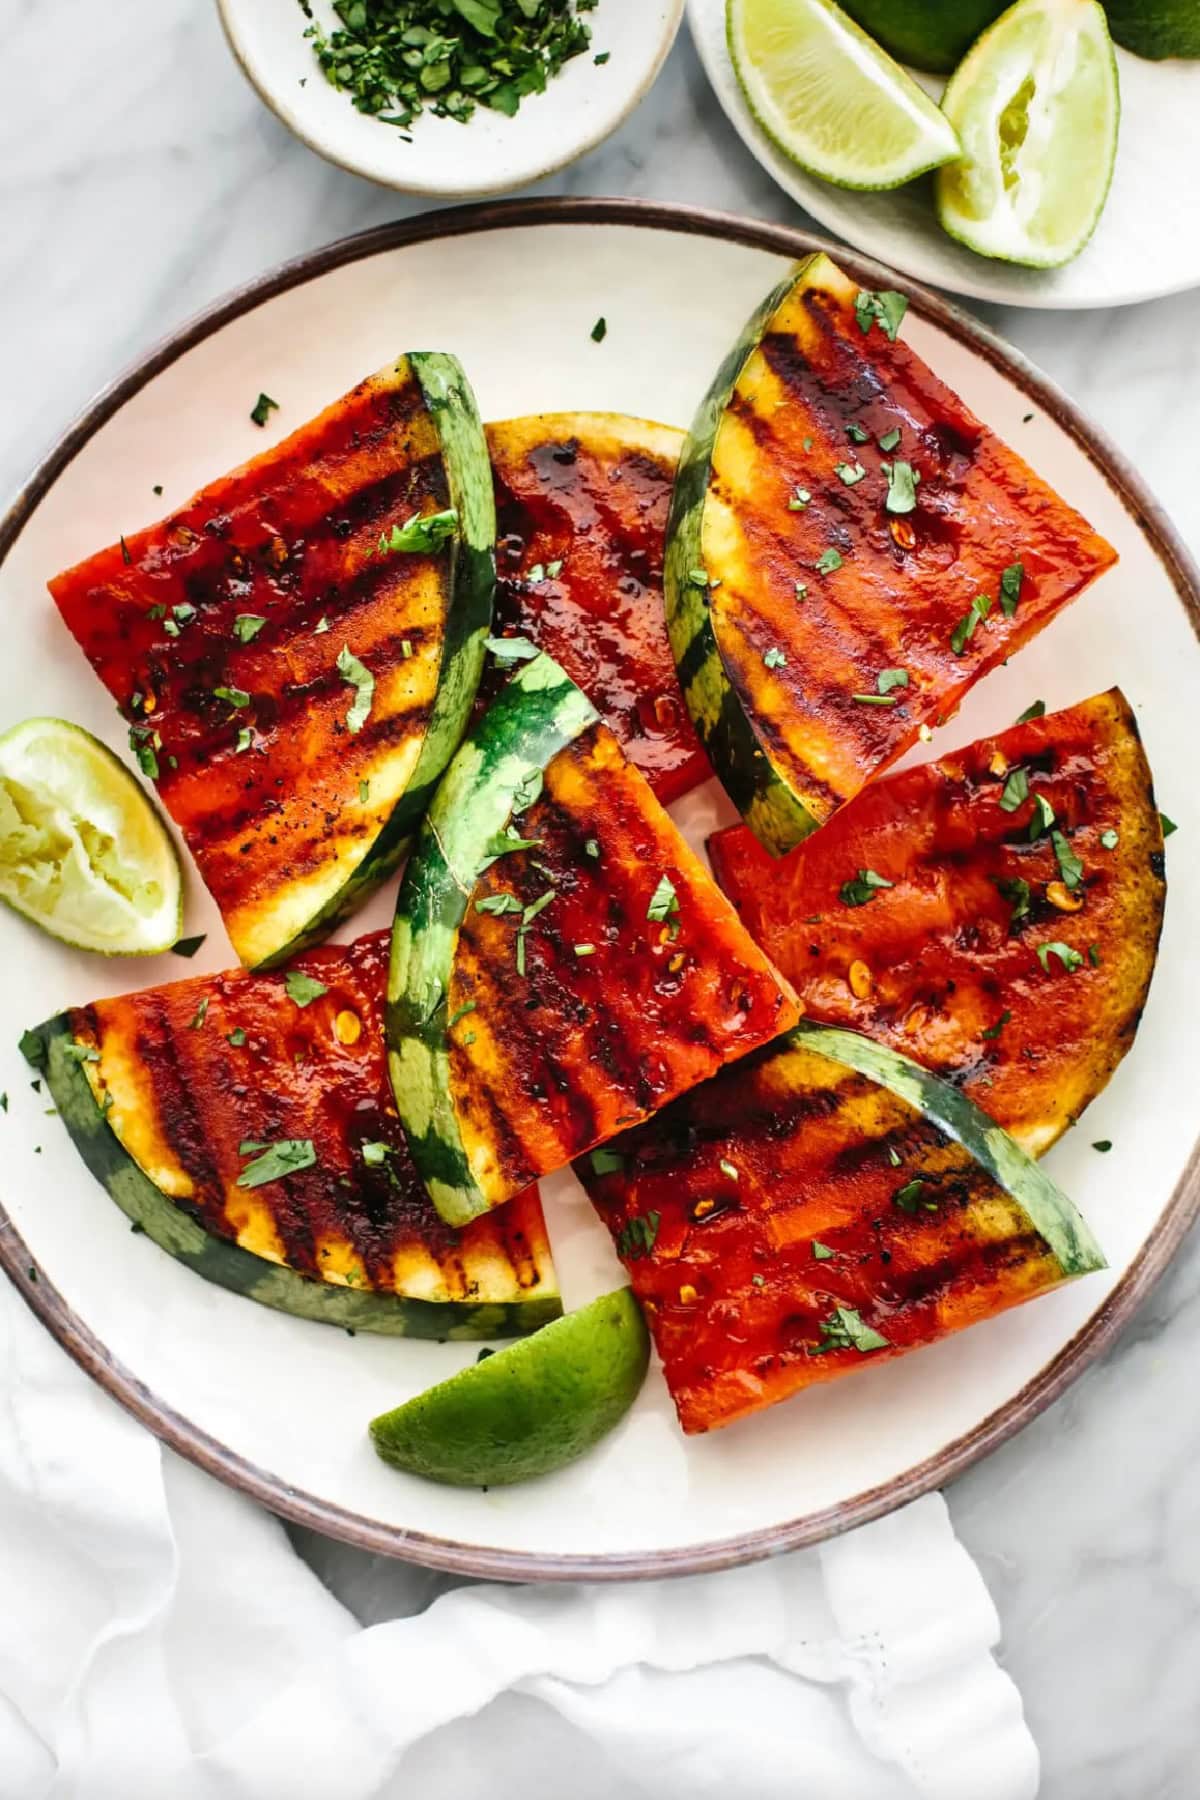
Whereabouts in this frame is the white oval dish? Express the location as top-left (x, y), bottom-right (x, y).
top-left (1, 201), bottom-right (1198, 1578)
top-left (216, 0), bottom-right (683, 197)
top-left (689, 0), bottom-right (1200, 310)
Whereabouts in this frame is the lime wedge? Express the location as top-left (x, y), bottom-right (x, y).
top-left (727, 0), bottom-right (962, 190)
top-left (369, 1287), bottom-right (650, 1487)
top-left (935, 0), bottom-right (1120, 268)
top-left (0, 718), bottom-right (183, 955)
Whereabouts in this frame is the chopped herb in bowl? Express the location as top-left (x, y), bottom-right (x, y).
top-left (300, 0), bottom-right (598, 129)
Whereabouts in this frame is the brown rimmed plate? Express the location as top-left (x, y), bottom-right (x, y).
top-left (1, 199), bottom-right (1197, 1581)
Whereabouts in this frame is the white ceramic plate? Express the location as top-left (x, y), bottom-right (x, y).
top-left (2, 201), bottom-right (1198, 1579)
top-left (217, 0), bottom-right (683, 197)
top-left (688, 0), bottom-right (1200, 310)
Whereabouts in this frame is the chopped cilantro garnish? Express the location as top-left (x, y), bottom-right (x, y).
top-left (1028, 792), bottom-right (1056, 839)
top-left (950, 593), bottom-right (992, 656)
top-left (188, 996), bottom-right (209, 1030)
top-left (1092, 1139), bottom-right (1112, 1153)
top-left (647, 873), bottom-right (680, 927)
top-left (836, 461), bottom-right (867, 486)
top-left (1051, 829), bottom-right (1084, 890)
top-left (1100, 828), bottom-right (1119, 850)
top-left (361, 1141), bottom-right (391, 1167)
top-left (233, 613), bottom-right (267, 643)
top-left (511, 768), bottom-right (543, 813)
top-left (981, 1009), bottom-right (1012, 1041)
top-left (788, 486), bottom-right (812, 511)
top-left (816, 548), bottom-right (843, 574)
top-left (839, 868), bottom-right (893, 907)
top-left (994, 875), bottom-right (1031, 927)
top-left (227, 1028), bottom-right (247, 1048)
top-left (853, 289), bottom-right (908, 342)
top-left (878, 427), bottom-right (901, 452)
top-left (235, 727), bottom-right (252, 754)
top-left (484, 829), bottom-right (542, 859)
top-left (359, 779), bottom-right (370, 804)
top-left (794, 581), bottom-right (808, 602)
top-left (213, 685), bottom-right (250, 710)
top-left (763, 646), bottom-right (787, 669)
top-left (522, 889), bottom-right (555, 926)
top-left (172, 934), bottom-right (206, 959)
top-left (285, 970), bottom-right (328, 1008)
top-left (236, 1138), bottom-right (316, 1188)
top-left (1037, 940), bottom-right (1084, 974)
top-left (129, 728), bottom-right (159, 781)
top-left (120, 535), bottom-right (132, 566)
top-left (475, 892), bottom-right (523, 916)
top-left (584, 838), bottom-right (600, 859)
top-left (999, 767), bottom-right (1029, 813)
top-left (811, 1241), bottom-right (834, 1261)
top-left (893, 1177), bottom-right (934, 1214)
top-left (999, 562), bottom-right (1024, 617)
top-left (376, 508), bottom-right (457, 557)
top-left (877, 667), bottom-right (909, 694)
top-left (615, 1210), bottom-right (660, 1260)
top-left (1160, 811), bottom-right (1178, 838)
top-left (61, 1043), bottom-right (101, 1064)
top-left (590, 1146), bottom-right (625, 1176)
top-left (1016, 699), bottom-right (1046, 724)
top-left (336, 646), bottom-right (374, 734)
top-left (811, 1305), bottom-right (889, 1354)
top-left (846, 423), bottom-right (869, 444)
top-left (1088, 942), bottom-right (1102, 967)
top-left (250, 393), bottom-right (278, 428)
top-left (885, 460), bottom-right (918, 515)
top-left (591, 316), bottom-right (607, 343)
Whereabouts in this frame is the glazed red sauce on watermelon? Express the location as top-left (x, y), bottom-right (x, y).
top-left (484, 419), bottom-right (710, 806)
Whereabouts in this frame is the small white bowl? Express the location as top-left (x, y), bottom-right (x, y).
top-left (217, 0), bottom-right (684, 197)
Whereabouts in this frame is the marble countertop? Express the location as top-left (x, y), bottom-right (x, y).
top-left (3, 4), bottom-right (1197, 1793)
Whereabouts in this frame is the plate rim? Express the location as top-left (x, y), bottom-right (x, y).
top-left (2, 195), bottom-right (1198, 1582)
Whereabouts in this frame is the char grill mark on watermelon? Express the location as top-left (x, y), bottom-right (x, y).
top-left (484, 414), bottom-right (709, 804)
top-left (665, 252), bottom-right (1118, 855)
top-left (59, 931), bottom-right (553, 1310)
top-left (708, 689), bottom-right (1165, 1157)
top-left (447, 717), bottom-right (792, 1204)
top-left (577, 1024), bottom-right (1104, 1434)
top-left (49, 355), bottom-right (494, 969)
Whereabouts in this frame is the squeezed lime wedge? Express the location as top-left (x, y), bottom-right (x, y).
top-left (727, 0), bottom-right (961, 190)
top-left (0, 717), bottom-right (183, 955)
top-left (369, 1287), bottom-right (650, 1487)
top-left (935, 0), bottom-right (1120, 268)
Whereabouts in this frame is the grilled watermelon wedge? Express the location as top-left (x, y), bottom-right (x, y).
top-left (48, 353), bottom-right (495, 970)
top-left (388, 651), bottom-right (799, 1227)
top-left (709, 689), bottom-right (1165, 1158)
top-left (577, 1022), bottom-right (1105, 1434)
top-left (22, 931), bottom-right (559, 1338)
top-left (484, 412), bottom-right (708, 805)
top-left (665, 253), bottom-right (1118, 854)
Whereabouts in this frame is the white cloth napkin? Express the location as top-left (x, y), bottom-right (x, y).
top-left (0, 1279), bottom-right (1038, 1800)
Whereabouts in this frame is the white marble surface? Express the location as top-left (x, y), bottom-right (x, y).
top-left (2, 3), bottom-right (1198, 1793)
